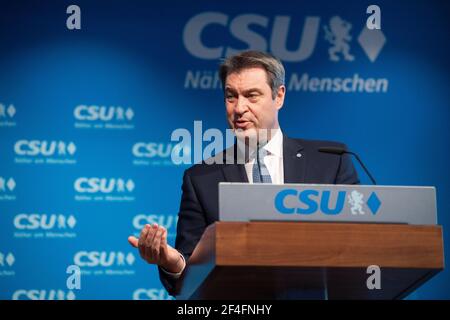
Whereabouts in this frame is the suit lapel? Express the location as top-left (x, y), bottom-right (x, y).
top-left (221, 144), bottom-right (249, 183)
top-left (283, 136), bottom-right (306, 183)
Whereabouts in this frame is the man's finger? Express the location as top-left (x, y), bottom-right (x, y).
top-left (144, 224), bottom-right (158, 261)
top-left (160, 227), bottom-right (167, 247)
top-left (148, 223), bottom-right (159, 247)
top-left (159, 227), bottom-right (169, 260)
top-left (138, 225), bottom-right (150, 259)
top-left (139, 224), bottom-right (150, 246)
top-left (152, 227), bottom-right (164, 263)
top-left (144, 223), bottom-right (157, 247)
top-left (128, 236), bottom-right (139, 248)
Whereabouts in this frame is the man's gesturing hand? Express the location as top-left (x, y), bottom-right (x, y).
top-left (128, 223), bottom-right (185, 273)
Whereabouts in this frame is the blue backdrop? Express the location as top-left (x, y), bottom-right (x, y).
top-left (0, 0), bottom-right (449, 299)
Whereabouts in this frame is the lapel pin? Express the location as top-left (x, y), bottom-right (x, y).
top-left (296, 153), bottom-right (302, 158)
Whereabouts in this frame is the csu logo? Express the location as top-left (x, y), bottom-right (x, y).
top-left (133, 214), bottom-right (178, 235)
top-left (0, 252), bottom-right (15, 267)
top-left (0, 177), bottom-right (16, 192)
top-left (12, 290), bottom-right (75, 300)
top-left (0, 103), bottom-right (16, 118)
top-left (0, 103), bottom-right (17, 127)
top-left (14, 140), bottom-right (76, 156)
top-left (184, 12), bottom-right (319, 61)
top-left (74, 251), bottom-right (135, 267)
top-left (183, 12), bottom-right (385, 62)
top-left (74, 178), bottom-right (135, 193)
top-left (132, 142), bottom-right (175, 158)
top-left (274, 189), bottom-right (381, 215)
top-left (74, 105), bottom-right (134, 121)
top-left (132, 142), bottom-right (190, 166)
top-left (132, 288), bottom-right (174, 300)
top-left (14, 214), bottom-right (76, 230)
top-left (0, 177), bottom-right (16, 201)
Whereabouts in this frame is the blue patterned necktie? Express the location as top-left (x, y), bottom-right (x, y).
top-left (252, 147), bottom-right (272, 183)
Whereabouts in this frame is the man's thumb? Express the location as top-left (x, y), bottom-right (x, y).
top-left (128, 236), bottom-right (139, 248)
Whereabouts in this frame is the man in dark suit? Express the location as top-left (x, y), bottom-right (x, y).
top-left (128, 51), bottom-right (359, 295)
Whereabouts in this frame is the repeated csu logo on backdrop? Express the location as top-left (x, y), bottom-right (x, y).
top-left (132, 288), bottom-right (175, 300)
top-left (73, 251), bottom-right (136, 276)
top-left (14, 140), bottom-right (77, 165)
top-left (0, 252), bottom-right (16, 277)
top-left (0, 102), bottom-right (16, 127)
top-left (0, 176), bottom-right (16, 201)
top-left (183, 13), bottom-right (388, 93)
top-left (12, 290), bottom-right (76, 300)
top-left (13, 213), bottom-right (77, 239)
top-left (132, 142), bottom-right (189, 166)
top-left (132, 214), bottom-right (178, 239)
top-left (274, 189), bottom-right (381, 216)
top-left (0, 176), bottom-right (17, 201)
top-left (74, 177), bottom-right (135, 202)
top-left (73, 105), bottom-right (135, 130)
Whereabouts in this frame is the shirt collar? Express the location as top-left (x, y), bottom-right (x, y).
top-left (262, 128), bottom-right (283, 158)
top-left (235, 129), bottom-right (283, 161)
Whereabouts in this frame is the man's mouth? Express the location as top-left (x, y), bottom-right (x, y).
top-left (234, 119), bottom-right (251, 129)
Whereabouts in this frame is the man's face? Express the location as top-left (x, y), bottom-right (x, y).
top-left (224, 67), bottom-right (285, 141)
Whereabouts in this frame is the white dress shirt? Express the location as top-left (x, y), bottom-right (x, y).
top-left (243, 129), bottom-right (284, 184)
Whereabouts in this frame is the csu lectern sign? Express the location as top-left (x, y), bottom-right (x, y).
top-left (219, 183), bottom-right (437, 225)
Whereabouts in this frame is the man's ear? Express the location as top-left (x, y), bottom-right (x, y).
top-left (275, 85), bottom-right (286, 110)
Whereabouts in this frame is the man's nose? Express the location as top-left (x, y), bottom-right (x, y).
top-left (234, 96), bottom-right (248, 115)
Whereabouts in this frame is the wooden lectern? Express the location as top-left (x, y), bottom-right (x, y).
top-left (175, 222), bottom-right (444, 300)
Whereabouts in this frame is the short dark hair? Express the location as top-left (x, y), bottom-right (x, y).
top-left (219, 51), bottom-right (285, 99)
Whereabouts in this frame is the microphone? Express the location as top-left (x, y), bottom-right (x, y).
top-left (318, 146), bottom-right (377, 185)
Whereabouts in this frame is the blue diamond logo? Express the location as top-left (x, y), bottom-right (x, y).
top-left (367, 192), bottom-right (381, 215)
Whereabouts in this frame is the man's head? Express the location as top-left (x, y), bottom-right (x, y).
top-left (219, 51), bottom-right (286, 142)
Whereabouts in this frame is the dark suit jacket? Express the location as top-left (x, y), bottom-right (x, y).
top-left (159, 136), bottom-right (359, 294)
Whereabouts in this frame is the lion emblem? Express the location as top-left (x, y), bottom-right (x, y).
top-left (348, 190), bottom-right (365, 215)
top-left (324, 16), bottom-right (355, 62)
